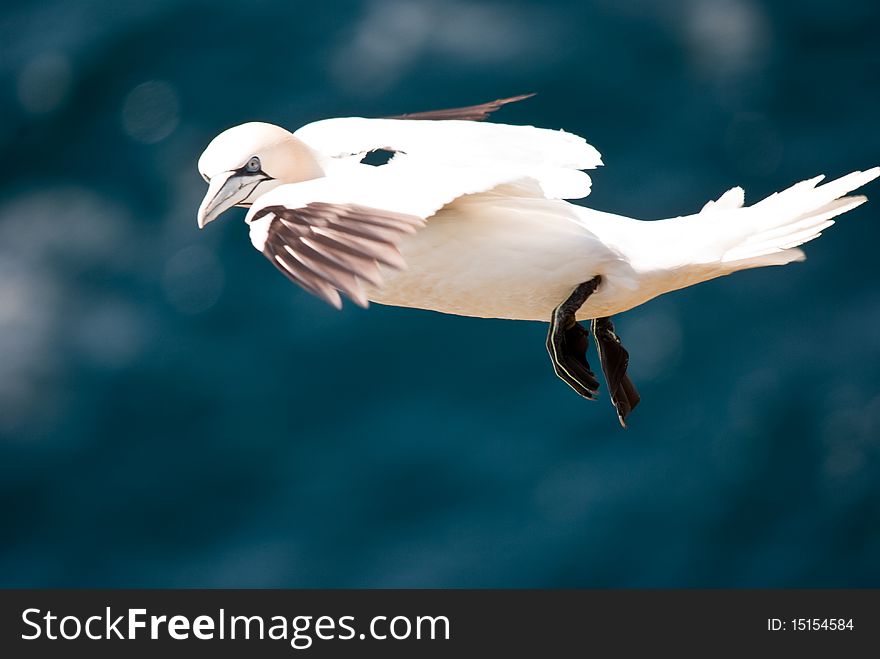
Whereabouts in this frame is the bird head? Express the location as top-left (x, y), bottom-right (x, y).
top-left (197, 122), bottom-right (324, 228)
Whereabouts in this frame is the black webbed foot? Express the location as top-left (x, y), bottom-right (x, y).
top-left (546, 278), bottom-right (641, 426)
top-left (592, 317), bottom-right (641, 427)
top-left (546, 277), bottom-right (602, 400)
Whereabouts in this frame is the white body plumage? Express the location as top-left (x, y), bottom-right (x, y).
top-left (215, 115), bottom-right (877, 321)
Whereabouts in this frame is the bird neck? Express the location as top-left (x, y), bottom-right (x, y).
top-left (277, 136), bottom-right (326, 184)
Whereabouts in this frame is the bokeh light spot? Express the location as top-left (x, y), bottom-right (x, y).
top-left (17, 53), bottom-right (72, 115)
top-left (122, 80), bottom-right (180, 144)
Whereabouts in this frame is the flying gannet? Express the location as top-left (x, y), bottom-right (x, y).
top-left (196, 95), bottom-right (879, 426)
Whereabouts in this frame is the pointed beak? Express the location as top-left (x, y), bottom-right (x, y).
top-left (197, 171), bottom-right (265, 228)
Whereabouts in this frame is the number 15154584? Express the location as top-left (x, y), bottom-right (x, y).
top-left (768, 618), bottom-right (854, 631)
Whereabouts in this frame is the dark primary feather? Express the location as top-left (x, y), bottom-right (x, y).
top-left (387, 93), bottom-right (535, 121)
top-left (252, 202), bottom-right (425, 309)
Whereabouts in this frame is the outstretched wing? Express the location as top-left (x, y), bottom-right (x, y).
top-left (294, 100), bottom-right (602, 200)
top-left (246, 164), bottom-right (533, 308)
top-left (386, 93), bottom-right (535, 121)
top-left (253, 202), bottom-right (424, 309)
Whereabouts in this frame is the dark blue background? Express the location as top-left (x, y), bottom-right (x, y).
top-left (1, 0), bottom-right (878, 587)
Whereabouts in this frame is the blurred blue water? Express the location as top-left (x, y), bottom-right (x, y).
top-left (1, 0), bottom-right (878, 587)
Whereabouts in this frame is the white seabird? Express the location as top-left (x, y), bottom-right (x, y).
top-left (196, 95), bottom-right (879, 426)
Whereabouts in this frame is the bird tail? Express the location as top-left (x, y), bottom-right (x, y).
top-left (654, 167), bottom-right (880, 285)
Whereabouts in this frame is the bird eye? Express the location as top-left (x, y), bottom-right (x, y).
top-left (245, 156), bottom-right (261, 173)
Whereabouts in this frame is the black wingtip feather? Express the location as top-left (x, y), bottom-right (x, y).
top-left (387, 93), bottom-right (536, 122)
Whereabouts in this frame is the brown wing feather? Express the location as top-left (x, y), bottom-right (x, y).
top-left (253, 202), bottom-right (425, 309)
top-left (387, 93), bottom-right (535, 122)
